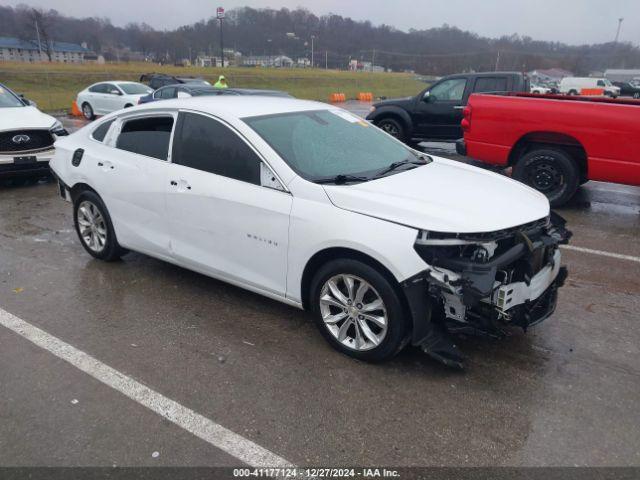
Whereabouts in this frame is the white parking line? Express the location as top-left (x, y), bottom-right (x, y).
top-left (0, 307), bottom-right (292, 467)
top-left (561, 245), bottom-right (640, 263)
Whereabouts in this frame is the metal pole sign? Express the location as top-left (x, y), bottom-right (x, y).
top-left (217, 7), bottom-right (225, 67)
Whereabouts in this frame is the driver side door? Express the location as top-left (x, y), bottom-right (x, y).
top-left (102, 83), bottom-right (123, 113)
top-left (413, 77), bottom-right (468, 140)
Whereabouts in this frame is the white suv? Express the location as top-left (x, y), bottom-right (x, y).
top-left (50, 97), bottom-right (570, 367)
top-left (0, 82), bottom-right (67, 181)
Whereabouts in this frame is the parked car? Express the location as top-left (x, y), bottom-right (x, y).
top-left (559, 77), bottom-right (620, 97)
top-left (366, 72), bottom-right (530, 144)
top-left (530, 84), bottom-right (551, 94)
top-left (50, 96), bottom-right (570, 368)
top-left (139, 73), bottom-right (211, 90)
top-left (138, 84), bottom-right (292, 104)
top-left (76, 82), bottom-right (153, 120)
top-left (612, 81), bottom-right (640, 99)
top-left (0, 82), bottom-right (68, 181)
top-left (457, 92), bottom-right (640, 206)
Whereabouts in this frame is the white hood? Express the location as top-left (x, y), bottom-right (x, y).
top-left (323, 156), bottom-right (550, 234)
top-left (0, 106), bottom-right (56, 132)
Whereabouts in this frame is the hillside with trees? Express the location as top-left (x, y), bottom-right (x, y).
top-left (1, 4), bottom-right (639, 75)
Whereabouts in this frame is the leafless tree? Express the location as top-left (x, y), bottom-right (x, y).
top-left (15, 5), bottom-right (57, 61)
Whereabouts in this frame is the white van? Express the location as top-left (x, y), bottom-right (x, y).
top-left (559, 77), bottom-right (620, 97)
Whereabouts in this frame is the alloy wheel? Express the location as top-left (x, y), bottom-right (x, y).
top-left (319, 274), bottom-right (388, 351)
top-left (77, 200), bottom-right (107, 253)
top-left (380, 121), bottom-right (400, 137)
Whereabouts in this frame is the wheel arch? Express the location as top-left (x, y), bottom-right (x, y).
top-left (300, 247), bottom-right (408, 313)
top-left (508, 131), bottom-right (588, 180)
top-left (370, 106), bottom-right (413, 132)
top-left (69, 182), bottom-right (100, 204)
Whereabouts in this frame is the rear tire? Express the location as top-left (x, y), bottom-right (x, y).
top-left (376, 118), bottom-right (406, 142)
top-left (513, 148), bottom-right (579, 207)
top-left (310, 259), bottom-right (408, 362)
top-left (73, 191), bottom-right (126, 261)
top-left (82, 102), bottom-right (95, 120)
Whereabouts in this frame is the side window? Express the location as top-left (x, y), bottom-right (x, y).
top-left (115, 116), bottom-right (174, 160)
top-left (89, 83), bottom-right (107, 93)
top-left (104, 83), bottom-right (119, 95)
top-left (159, 87), bottom-right (176, 99)
top-left (428, 78), bottom-right (467, 102)
top-left (91, 119), bottom-right (115, 142)
top-left (172, 112), bottom-right (261, 185)
top-left (473, 77), bottom-right (508, 93)
top-left (597, 80), bottom-right (606, 87)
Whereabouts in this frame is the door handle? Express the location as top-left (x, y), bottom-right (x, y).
top-left (453, 106), bottom-right (465, 110)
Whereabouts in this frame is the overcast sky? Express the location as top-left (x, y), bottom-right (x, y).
top-left (3, 0), bottom-right (638, 45)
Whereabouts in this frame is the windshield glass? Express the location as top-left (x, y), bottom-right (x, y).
top-left (119, 83), bottom-right (153, 95)
top-left (603, 79), bottom-right (613, 87)
top-left (0, 85), bottom-right (25, 108)
top-left (245, 110), bottom-right (422, 182)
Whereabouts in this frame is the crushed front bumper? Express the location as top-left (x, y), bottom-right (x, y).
top-left (401, 213), bottom-right (572, 368)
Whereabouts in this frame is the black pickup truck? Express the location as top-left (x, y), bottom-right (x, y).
top-left (366, 72), bottom-right (529, 145)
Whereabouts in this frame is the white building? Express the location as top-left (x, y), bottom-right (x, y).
top-left (0, 36), bottom-right (92, 63)
top-left (242, 55), bottom-right (293, 68)
top-left (605, 69), bottom-right (640, 82)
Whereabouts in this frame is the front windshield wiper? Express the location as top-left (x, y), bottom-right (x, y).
top-left (314, 174), bottom-right (370, 185)
top-left (373, 157), bottom-right (429, 178)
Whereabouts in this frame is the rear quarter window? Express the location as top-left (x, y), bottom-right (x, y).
top-left (91, 119), bottom-right (115, 142)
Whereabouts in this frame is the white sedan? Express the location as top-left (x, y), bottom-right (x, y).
top-left (50, 97), bottom-right (570, 367)
top-left (76, 81), bottom-right (152, 120)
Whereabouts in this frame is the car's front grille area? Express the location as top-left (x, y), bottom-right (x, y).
top-left (0, 130), bottom-right (54, 154)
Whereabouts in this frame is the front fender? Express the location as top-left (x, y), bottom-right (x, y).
top-left (367, 105), bottom-right (413, 131)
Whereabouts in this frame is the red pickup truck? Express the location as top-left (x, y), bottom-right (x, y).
top-left (457, 93), bottom-right (640, 206)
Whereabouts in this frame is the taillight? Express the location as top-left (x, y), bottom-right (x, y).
top-left (461, 105), bottom-right (471, 133)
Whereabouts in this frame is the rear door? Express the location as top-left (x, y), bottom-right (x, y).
top-left (413, 77), bottom-right (468, 140)
top-left (166, 110), bottom-right (292, 296)
top-left (91, 112), bottom-right (175, 258)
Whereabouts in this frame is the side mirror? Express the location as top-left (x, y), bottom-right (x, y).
top-left (110, 89), bottom-right (122, 96)
top-left (177, 91), bottom-right (191, 98)
top-left (422, 91), bottom-right (433, 103)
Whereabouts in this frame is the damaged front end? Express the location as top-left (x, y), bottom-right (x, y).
top-left (402, 212), bottom-right (572, 369)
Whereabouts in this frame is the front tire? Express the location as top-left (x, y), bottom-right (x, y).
top-left (376, 118), bottom-right (406, 142)
top-left (82, 102), bottom-right (95, 120)
top-left (73, 191), bottom-right (126, 261)
top-left (310, 259), bottom-right (408, 362)
top-left (513, 148), bottom-right (579, 207)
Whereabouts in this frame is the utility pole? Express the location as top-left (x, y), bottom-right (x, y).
top-left (371, 49), bottom-right (376, 72)
top-left (217, 7), bottom-right (225, 68)
top-left (311, 35), bottom-right (315, 68)
top-left (495, 51), bottom-right (500, 71)
top-left (614, 17), bottom-right (624, 43)
top-left (325, 50), bottom-right (328, 70)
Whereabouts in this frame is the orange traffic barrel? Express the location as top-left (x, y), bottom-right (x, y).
top-left (71, 101), bottom-right (82, 116)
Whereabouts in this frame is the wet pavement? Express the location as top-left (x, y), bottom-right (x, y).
top-left (0, 107), bottom-right (639, 467)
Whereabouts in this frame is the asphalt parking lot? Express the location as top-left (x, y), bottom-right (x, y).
top-left (1, 103), bottom-right (639, 468)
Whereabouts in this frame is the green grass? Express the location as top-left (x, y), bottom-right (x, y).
top-left (0, 61), bottom-right (425, 112)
